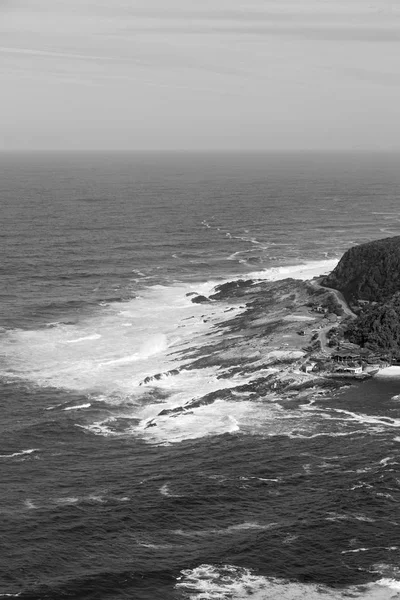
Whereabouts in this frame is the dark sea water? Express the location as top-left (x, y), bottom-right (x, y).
top-left (1, 152), bottom-right (400, 599)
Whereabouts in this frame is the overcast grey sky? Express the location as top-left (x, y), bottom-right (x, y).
top-left (1, 0), bottom-right (400, 151)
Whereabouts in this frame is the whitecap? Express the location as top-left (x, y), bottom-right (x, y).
top-left (160, 483), bottom-right (182, 498)
top-left (54, 497), bottom-right (79, 505)
top-left (0, 449), bottom-right (38, 459)
top-left (172, 522), bottom-right (278, 537)
top-left (380, 457), bottom-right (396, 466)
top-left (175, 563), bottom-right (400, 599)
top-left (63, 403), bottom-right (91, 411)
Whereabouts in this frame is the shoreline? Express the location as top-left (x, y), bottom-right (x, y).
top-left (144, 265), bottom-right (368, 432)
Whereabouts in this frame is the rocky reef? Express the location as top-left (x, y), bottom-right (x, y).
top-left (142, 276), bottom-right (366, 431)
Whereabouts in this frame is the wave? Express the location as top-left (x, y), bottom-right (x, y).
top-left (342, 547), bottom-right (398, 555)
top-left (0, 449), bottom-right (38, 459)
top-left (159, 483), bottom-right (183, 498)
top-left (23, 494), bottom-right (130, 510)
top-left (172, 522), bottom-right (278, 537)
top-left (63, 403), bottom-right (91, 411)
top-left (175, 564), bottom-right (400, 599)
top-left (246, 258), bottom-right (338, 282)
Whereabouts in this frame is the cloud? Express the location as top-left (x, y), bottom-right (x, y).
top-left (121, 22), bottom-right (400, 43)
top-left (0, 46), bottom-right (123, 61)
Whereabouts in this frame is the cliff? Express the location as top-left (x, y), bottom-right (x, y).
top-left (322, 236), bottom-right (400, 304)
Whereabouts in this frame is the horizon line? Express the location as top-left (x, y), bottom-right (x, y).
top-left (1, 148), bottom-right (400, 154)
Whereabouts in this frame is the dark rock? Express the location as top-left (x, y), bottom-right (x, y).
top-left (191, 295), bottom-right (211, 304)
top-left (140, 368), bottom-right (181, 386)
top-left (209, 279), bottom-right (255, 300)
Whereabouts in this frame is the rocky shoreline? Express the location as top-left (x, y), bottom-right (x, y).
top-left (143, 274), bottom-right (375, 428)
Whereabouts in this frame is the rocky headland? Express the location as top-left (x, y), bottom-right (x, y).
top-left (143, 237), bottom-right (400, 429)
top-left (322, 235), bottom-right (400, 304)
top-left (323, 236), bottom-right (400, 361)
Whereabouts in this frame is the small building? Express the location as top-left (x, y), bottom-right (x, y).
top-left (335, 364), bottom-right (363, 375)
top-left (302, 362), bottom-right (316, 373)
top-left (332, 351), bottom-right (361, 363)
top-left (315, 305), bottom-right (327, 314)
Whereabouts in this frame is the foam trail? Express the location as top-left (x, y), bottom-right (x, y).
top-left (332, 409), bottom-right (400, 428)
top-left (64, 334), bottom-right (101, 344)
top-left (0, 449), bottom-right (38, 458)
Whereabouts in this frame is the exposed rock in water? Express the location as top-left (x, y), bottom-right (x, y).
top-left (157, 388), bottom-right (236, 417)
top-left (140, 369), bottom-right (180, 386)
top-left (322, 236), bottom-right (400, 304)
top-left (191, 295), bottom-right (211, 304)
top-left (209, 279), bottom-right (255, 300)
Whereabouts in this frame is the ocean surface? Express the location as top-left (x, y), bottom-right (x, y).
top-left (1, 151), bottom-right (400, 600)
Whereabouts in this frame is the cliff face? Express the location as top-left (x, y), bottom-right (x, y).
top-left (322, 236), bottom-right (400, 304)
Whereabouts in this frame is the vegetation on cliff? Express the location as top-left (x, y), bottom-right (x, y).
top-left (322, 236), bottom-right (400, 304)
top-left (344, 291), bottom-right (400, 358)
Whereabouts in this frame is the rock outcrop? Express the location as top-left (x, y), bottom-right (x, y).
top-left (322, 236), bottom-right (400, 304)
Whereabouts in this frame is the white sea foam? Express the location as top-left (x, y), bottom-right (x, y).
top-left (331, 409), bottom-right (400, 429)
top-left (342, 547), bottom-right (398, 555)
top-left (64, 334), bottom-right (101, 344)
top-left (376, 367), bottom-right (400, 379)
top-left (0, 449), bottom-right (38, 459)
top-left (380, 456), bottom-right (397, 467)
top-left (54, 497), bottom-right (80, 505)
top-left (175, 564), bottom-right (400, 599)
top-left (172, 522), bottom-right (278, 537)
top-left (160, 483), bottom-right (182, 498)
top-left (0, 259), bottom-right (340, 445)
top-left (246, 258), bottom-right (338, 282)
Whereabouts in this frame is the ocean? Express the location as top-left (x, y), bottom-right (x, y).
top-left (1, 151), bottom-right (400, 600)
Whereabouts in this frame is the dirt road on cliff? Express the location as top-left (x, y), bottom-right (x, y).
top-left (310, 280), bottom-right (356, 353)
top-left (311, 280), bottom-right (357, 319)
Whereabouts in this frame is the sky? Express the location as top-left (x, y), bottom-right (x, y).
top-left (1, 0), bottom-right (400, 151)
